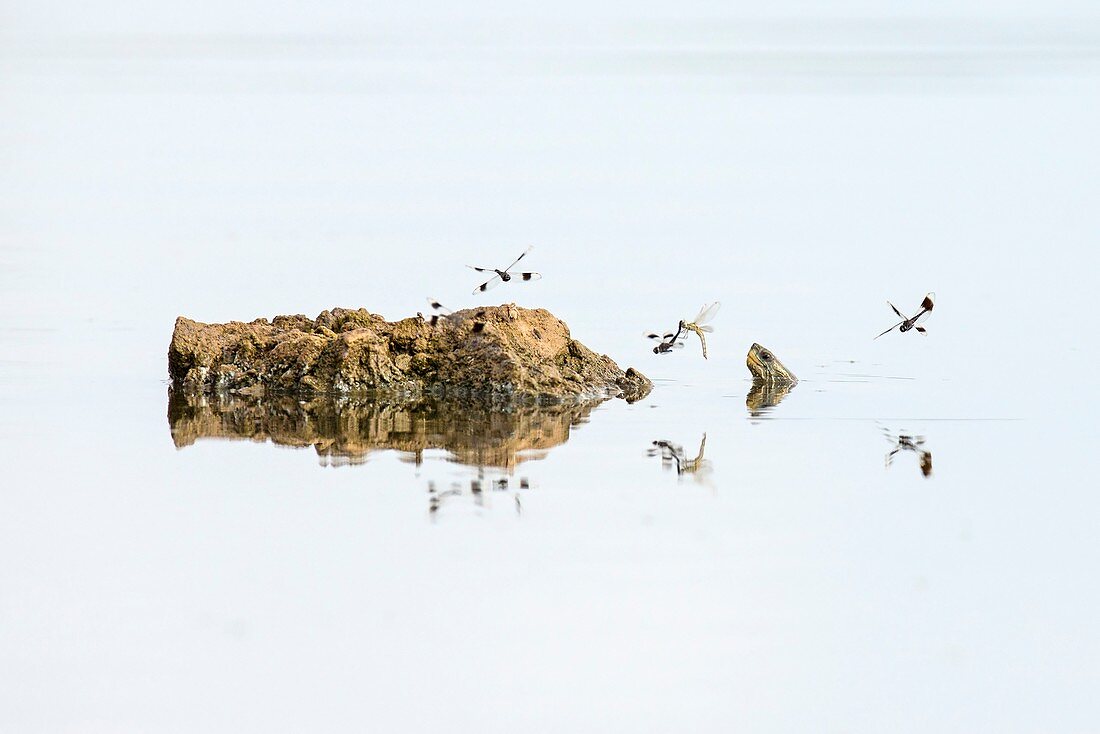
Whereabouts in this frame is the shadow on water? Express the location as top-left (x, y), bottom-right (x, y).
top-left (168, 390), bottom-right (606, 469)
top-left (746, 380), bottom-right (796, 418)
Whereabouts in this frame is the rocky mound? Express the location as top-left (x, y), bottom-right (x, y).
top-left (168, 304), bottom-right (651, 403)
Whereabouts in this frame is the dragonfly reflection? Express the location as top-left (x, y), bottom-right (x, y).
top-left (881, 426), bottom-right (934, 478)
top-left (427, 474), bottom-right (531, 518)
top-left (647, 433), bottom-right (712, 479)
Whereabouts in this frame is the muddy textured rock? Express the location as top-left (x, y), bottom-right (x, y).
top-left (168, 391), bottom-right (601, 469)
top-left (169, 305), bottom-right (651, 402)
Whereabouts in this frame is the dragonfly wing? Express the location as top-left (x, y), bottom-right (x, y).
top-left (427, 297), bottom-right (451, 314)
top-left (691, 301), bottom-right (721, 325)
top-left (505, 245), bottom-right (535, 272)
top-left (887, 301), bottom-right (905, 319)
top-left (912, 307), bottom-right (934, 326)
top-left (517, 272), bottom-right (541, 282)
top-left (472, 274), bottom-right (502, 294)
top-left (467, 265), bottom-right (495, 273)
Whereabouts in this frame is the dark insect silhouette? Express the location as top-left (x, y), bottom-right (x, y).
top-left (468, 246), bottom-right (542, 295)
top-left (876, 292), bottom-right (935, 339)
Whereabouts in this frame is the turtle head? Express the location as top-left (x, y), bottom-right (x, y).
top-left (747, 343), bottom-right (796, 384)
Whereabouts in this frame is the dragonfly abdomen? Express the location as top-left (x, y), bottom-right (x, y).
top-left (682, 323), bottom-right (709, 359)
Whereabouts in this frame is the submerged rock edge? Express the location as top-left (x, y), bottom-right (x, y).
top-left (168, 305), bottom-right (652, 404)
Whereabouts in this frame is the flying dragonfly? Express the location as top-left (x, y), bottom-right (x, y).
top-left (424, 297), bottom-right (452, 326)
top-left (680, 302), bottom-right (721, 359)
top-left (468, 246), bottom-right (542, 295)
top-left (645, 323), bottom-right (687, 355)
top-left (423, 298), bottom-right (488, 333)
top-left (875, 292), bottom-right (935, 340)
top-left (645, 302), bottom-right (721, 358)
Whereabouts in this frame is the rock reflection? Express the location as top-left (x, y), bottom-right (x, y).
top-left (647, 433), bottom-right (713, 481)
top-left (168, 390), bottom-right (604, 469)
top-left (746, 380), bottom-right (795, 417)
top-left (881, 427), bottom-right (934, 478)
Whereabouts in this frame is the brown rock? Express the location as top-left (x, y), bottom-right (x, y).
top-left (168, 305), bottom-right (651, 403)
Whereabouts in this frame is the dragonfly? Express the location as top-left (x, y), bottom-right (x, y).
top-left (875, 292), bottom-right (935, 340)
top-left (680, 302), bottom-right (721, 359)
top-left (422, 299), bottom-right (488, 332)
top-left (423, 298), bottom-right (488, 332)
top-left (645, 323), bottom-right (687, 354)
top-left (423, 297), bottom-right (452, 326)
top-left (468, 246), bottom-right (542, 295)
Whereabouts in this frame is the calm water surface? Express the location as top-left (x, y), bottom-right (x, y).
top-left (2, 14), bottom-right (1098, 733)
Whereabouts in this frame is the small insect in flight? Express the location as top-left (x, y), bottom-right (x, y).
top-left (424, 297), bottom-right (452, 326)
top-left (425, 297), bottom-right (487, 333)
top-left (645, 323), bottom-right (687, 354)
top-left (468, 246), bottom-right (542, 295)
top-left (875, 292), bottom-right (935, 339)
top-left (646, 302), bottom-right (721, 358)
top-left (680, 302), bottom-right (721, 359)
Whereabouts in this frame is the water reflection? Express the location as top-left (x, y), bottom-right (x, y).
top-left (168, 390), bottom-right (604, 469)
top-left (647, 433), bottom-right (713, 482)
top-left (427, 476), bottom-right (529, 519)
top-left (881, 426), bottom-right (934, 478)
top-left (746, 380), bottom-right (796, 417)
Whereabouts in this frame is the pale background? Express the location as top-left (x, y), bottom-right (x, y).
top-left (2, 2), bottom-right (1098, 732)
